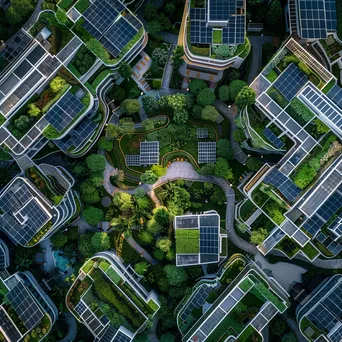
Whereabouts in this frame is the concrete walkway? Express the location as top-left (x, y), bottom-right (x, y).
top-left (39, 238), bottom-right (55, 273)
top-left (125, 235), bottom-right (158, 265)
top-left (161, 42), bottom-right (176, 90)
top-left (57, 313), bottom-right (77, 342)
top-left (254, 253), bottom-right (307, 291)
top-left (282, 312), bottom-right (308, 342)
top-left (248, 36), bottom-right (273, 84)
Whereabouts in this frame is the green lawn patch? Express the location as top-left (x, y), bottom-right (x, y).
top-left (106, 267), bottom-right (121, 284)
top-left (74, 0), bottom-right (90, 13)
top-left (301, 243), bottom-right (319, 260)
top-left (175, 229), bottom-right (200, 254)
top-left (300, 316), bottom-right (322, 341)
top-left (213, 30), bottom-right (222, 44)
top-left (239, 277), bottom-right (254, 292)
top-left (240, 200), bottom-right (258, 221)
top-left (322, 79), bottom-right (336, 94)
top-left (266, 69), bottom-right (278, 82)
top-left (267, 87), bottom-right (289, 108)
top-left (238, 326), bottom-right (261, 342)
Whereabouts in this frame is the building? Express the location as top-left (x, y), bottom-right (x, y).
top-left (180, 0), bottom-right (248, 72)
top-left (174, 211), bottom-right (226, 266)
top-left (0, 271), bottom-right (58, 342)
top-left (0, 239), bottom-right (9, 271)
top-left (66, 251), bottom-right (160, 342)
top-left (288, 0), bottom-right (337, 40)
top-left (177, 256), bottom-right (289, 341)
top-left (0, 161), bottom-right (78, 247)
top-left (240, 38), bottom-right (342, 260)
top-left (297, 274), bottom-right (342, 342)
top-left (60, 0), bottom-right (147, 67)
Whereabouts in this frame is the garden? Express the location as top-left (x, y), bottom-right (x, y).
top-left (68, 45), bottom-right (96, 77)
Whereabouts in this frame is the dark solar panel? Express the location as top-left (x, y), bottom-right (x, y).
top-left (316, 190), bottom-right (342, 221)
top-left (190, 21), bottom-right (213, 44)
top-left (0, 191), bottom-right (21, 212)
top-left (307, 303), bottom-right (338, 331)
top-left (175, 216), bottom-right (198, 228)
top-left (13, 60), bottom-right (32, 79)
top-left (330, 325), bottom-right (342, 342)
top-left (327, 84), bottom-right (342, 109)
top-left (325, 0), bottom-right (337, 30)
top-left (0, 307), bottom-right (21, 342)
top-left (1, 30), bottom-right (31, 63)
top-left (14, 184), bottom-right (33, 204)
top-left (299, 0), bottom-right (327, 38)
top-left (263, 127), bottom-right (285, 149)
top-left (114, 331), bottom-right (131, 342)
top-left (45, 92), bottom-right (84, 132)
top-left (190, 8), bottom-right (206, 21)
top-left (37, 55), bottom-right (60, 77)
top-left (82, 19), bottom-right (102, 40)
top-left (198, 142), bottom-right (216, 163)
top-left (274, 63), bottom-right (307, 101)
top-left (140, 141), bottom-right (159, 165)
top-left (99, 326), bottom-right (117, 342)
top-left (263, 168), bottom-right (301, 202)
top-left (26, 45), bottom-right (46, 65)
top-left (200, 226), bottom-right (219, 254)
top-left (7, 281), bottom-right (44, 330)
top-left (302, 214), bottom-right (324, 236)
top-left (208, 0), bottom-right (236, 21)
top-left (21, 198), bottom-right (50, 230)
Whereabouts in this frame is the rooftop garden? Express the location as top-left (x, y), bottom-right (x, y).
top-left (68, 45), bottom-right (96, 77)
top-left (213, 30), bottom-right (222, 44)
top-left (175, 229), bottom-right (200, 254)
top-left (300, 316), bottom-right (323, 341)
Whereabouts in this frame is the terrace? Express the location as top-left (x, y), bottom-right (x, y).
top-left (67, 253), bottom-right (160, 340)
top-left (179, 258), bottom-right (289, 342)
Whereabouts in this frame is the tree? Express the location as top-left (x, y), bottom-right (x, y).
top-left (160, 333), bottom-right (175, 342)
top-left (164, 265), bottom-right (187, 286)
top-left (293, 165), bottom-right (316, 189)
top-left (138, 230), bottom-right (154, 244)
top-left (271, 319), bottom-right (286, 337)
top-left (152, 48), bottom-right (168, 66)
top-left (83, 207), bottom-right (104, 225)
top-left (50, 76), bottom-right (67, 93)
top-left (228, 80), bottom-right (247, 101)
top-left (152, 79), bottom-right (162, 89)
top-left (118, 62), bottom-right (132, 79)
top-left (250, 228), bottom-right (268, 245)
top-left (119, 118), bottom-right (135, 134)
top-left (197, 88), bottom-right (216, 106)
top-left (144, 3), bottom-right (158, 20)
top-left (5, 0), bottom-right (34, 25)
top-left (174, 108), bottom-right (189, 124)
top-left (28, 103), bottom-right (41, 117)
top-left (153, 206), bottom-right (169, 226)
top-left (217, 139), bottom-right (234, 160)
top-left (106, 123), bottom-right (122, 138)
top-left (233, 128), bottom-right (245, 142)
top-left (214, 157), bottom-right (233, 180)
top-left (113, 192), bottom-right (134, 211)
top-left (98, 137), bottom-right (113, 152)
top-left (110, 86), bottom-right (126, 102)
top-left (199, 163), bottom-right (215, 175)
top-left (142, 96), bottom-right (159, 115)
top-left (79, 233), bottom-right (93, 257)
top-left (245, 157), bottom-right (263, 171)
top-left (42, 125), bottom-right (59, 139)
top-left (142, 118), bottom-right (154, 131)
top-left (165, 3), bottom-right (176, 14)
top-left (214, 45), bottom-right (236, 58)
top-left (134, 261), bottom-right (150, 275)
top-left (147, 20), bottom-right (162, 36)
top-left (191, 104), bottom-right (203, 118)
top-left (140, 170), bottom-right (158, 184)
top-left (153, 249), bottom-right (165, 261)
top-left (167, 93), bottom-right (186, 111)
top-left (235, 86), bottom-right (256, 109)
top-left (201, 105), bottom-right (220, 122)
top-left (282, 333), bottom-right (297, 342)
top-left (227, 69), bottom-right (240, 82)
top-left (91, 232), bottom-right (110, 252)
top-left (121, 99), bottom-right (141, 115)
top-left (151, 165), bottom-right (167, 177)
top-left (14, 115), bottom-right (30, 130)
top-left (266, 0), bottom-right (283, 26)
top-left (218, 85), bottom-right (229, 102)
top-left (185, 94), bottom-right (195, 110)
top-left (86, 154), bottom-right (106, 172)
top-left (81, 190), bottom-right (100, 204)
top-left (50, 231), bottom-right (68, 248)
top-left (172, 46), bottom-right (184, 69)
top-left (189, 79), bottom-right (208, 95)
top-left (165, 248), bottom-right (175, 261)
top-left (147, 218), bottom-right (163, 234)
top-left (156, 237), bottom-right (172, 253)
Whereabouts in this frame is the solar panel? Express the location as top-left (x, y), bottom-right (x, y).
top-left (327, 84), bottom-right (342, 109)
top-left (274, 63), bottom-right (307, 101)
top-left (175, 215), bottom-right (199, 228)
top-left (325, 0), bottom-right (337, 31)
top-left (0, 307), bottom-right (21, 342)
top-left (190, 21), bottom-right (213, 44)
top-left (263, 168), bottom-right (301, 202)
top-left (307, 303), bottom-right (338, 331)
top-left (263, 127), bottom-right (285, 149)
top-left (14, 184), bottom-right (33, 204)
top-left (330, 325), bottom-right (342, 342)
top-left (200, 226), bottom-right (219, 254)
top-left (0, 191), bottom-right (21, 212)
top-left (46, 92), bottom-right (84, 132)
top-left (37, 55), bottom-right (60, 77)
top-left (114, 331), bottom-right (131, 342)
top-left (26, 45), bottom-right (46, 65)
top-left (75, 301), bottom-right (87, 316)
top-left (316, 190), bottom-right (342, 221)
top-left (197, 128), bottom-right (208, 139)
top-left (1, 30), bottom-right (31, 63)
top-left (176, 254), bottom-right (199, 266)
top-left (208, 0), bottom-right (236, 21)
top-left (298, 0), bottom-right (327, 38)
top-left (99, 326), bottom-right (117, 342)
top-left (190, 8), bottom-right (206, 21)
top-left (7, 281), bottom-right (44, 330)
top-left (140, 141), bottom-right (159, 165)
top-left (198, 142), bottom-right (216, 163)
top-left (126, 155), bottom-right (141, 166)
top-left (302, 214), bottom-right (324, 236)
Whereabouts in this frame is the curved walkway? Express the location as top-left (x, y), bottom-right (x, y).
top-left (57, 312), bottom-right (77, 342)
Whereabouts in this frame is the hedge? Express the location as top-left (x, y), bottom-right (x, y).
top-left (0, 113), bottom-right (5, 126)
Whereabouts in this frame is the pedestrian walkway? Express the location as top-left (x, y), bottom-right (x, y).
top-left (125, 235), bottom-right (158, 265)
top-left (131, 52), bottom-right (152, 94)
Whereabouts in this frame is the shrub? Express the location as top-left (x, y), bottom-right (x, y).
top-left (197, 88), bottom-right (215, 106)
top-left (42, 125), bottom-right (59, 139)
top-left (218, 85), bottom-right (229, 102)
top-left (293, 164), bottom-right (316, 189)
top-left (152, 79), bottom-right (162, 89)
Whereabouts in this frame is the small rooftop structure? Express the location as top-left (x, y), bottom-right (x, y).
top-left (174, 211), bottom-right (224, 266)
top-left (126, 141), bottom-right (159, 166)
top-left (198, 142), bottom-right (216, 163)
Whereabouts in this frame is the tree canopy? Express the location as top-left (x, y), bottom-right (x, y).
top-left (217, 139), bottom-right (234, 160)
top-left (218, 85), bottom-right (229, 102)
top-left (228, 80), bottom-right (247, 101)
top-left (140, 170), bottom-right (159, 184)
top-left (50, 231), bottom-right (68, 248)
top-left (235, 86), bottom-right (256, 109)
top-left (201, 105), bottom-right (220, 122)
top-left (197, 88), bottom-right (216, 107)
top-left (121, 99), bottom-right (141, 115)
top-left (189, 79), bottom-right (207, 95)
top-left (214, 157), bottom-right (233, 180)
top-left (118, 62), bottom-right (132, 79)
top-left (86, 154), bottom-right (106, 172)
top-left (250, 228), bottom-right (268, 245)
top-left (83, 207), bottom-right (104, 225)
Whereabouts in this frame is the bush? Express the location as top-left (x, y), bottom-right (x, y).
top-left (218, 85), bottom-right (229, 102)
top-left (233, 128), bottom-right (245, 142)
top-left (75, 0), bottom-right (90, 13)
top-left (197, 88), bottom-right (215, 106)
top-left (42, 125), bottom-right (59, 139)
top-left (83, 207), bottom-right (104, 225)
top-left (152, 79), bottom-right (162, 89)
top-left (228, 80), bottom-right (246, 101)
top-left (189, 79), bottom-right (207, 95)
top-left (293, 164), bottom-right (316, 189)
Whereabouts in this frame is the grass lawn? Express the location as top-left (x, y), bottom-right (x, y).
top-left (301, 243), bottom-right (320, 260)
top-left (213, 30), bottom-right (222, 44)
top-left (266, 69), bottom-right (279, 82)
top-left (175, 229), bottom-right (200, 254)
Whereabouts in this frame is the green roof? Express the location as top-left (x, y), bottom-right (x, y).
top-left (175, 229), bottom-right (200, 254)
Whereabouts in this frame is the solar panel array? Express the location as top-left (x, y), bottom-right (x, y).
top-left (1, 30), bottom-right (31, 63)
top-left (198, 142), bottom-right (216, 163)
top-left (140, 141), bottom-right (159, 165)
top-left (263, 168), bottom-right (301, 202)
top-left (325, 0), bottom-right (337, 30)
top-left (327, 84), bottom-right (342, 109)
top-left (46, 92), bottom-right (84, 132)
top-left (114, 331), bottom-right (132, 342)
top-left (81, 0), bottom-right (138, 58)
top-left (7, 281), bottom-right (44, 330)
top-left (175, 215), bottom-right (199, 228)
top-left (197, 128), bottom-right (208, 138)
top-left (263, 127), bottom-right (285, 149)
top-left (200, 226), bottom-right (219, 254)
top-left (273, 63), bottom-right (307, 101)
top-left (330, 325), bottom-right (342, 342)
top-left (299, 84), bottom-right (342, 132)
top-left (99, 326), bottom-right (117, 342)
top-left (308, 303), bottom-right (337, 331)
top-left (0, 307), bottom-right (21, 342)
top-left (126, 155), bottom-right (141, 166)
top-left (189, 0), bottom-right (245, 45)
top-left (0, 180), bottom-right (52, 245)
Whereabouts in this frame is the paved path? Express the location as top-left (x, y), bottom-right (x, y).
top-left (57, 313), bottom-right (77, 342)
top-left (125, 235), bottom-right (158, 265)
top-left (162, 42), bottom-right (176, 90)
top-left (214, 100), bottom-right (248, 164)
top-left (248, 36), bottom-right (273, 84)
top-left (254, 253), bottom-right (307, 291)
top-left (282, 313), bottom-right (308, 342)
top-left (39, 238), bottom-right (55, 273)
